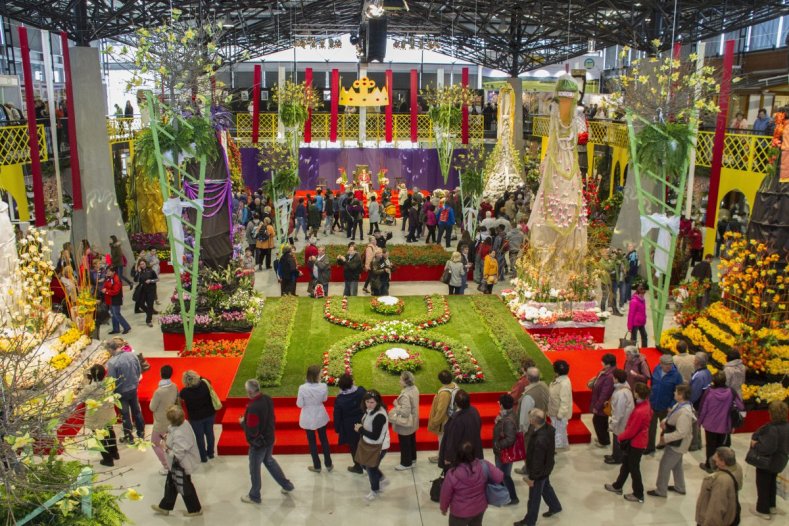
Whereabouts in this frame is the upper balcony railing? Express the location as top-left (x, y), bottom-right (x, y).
top-left (531, 116), bottom-right (773, 176)
top-left (0, 124), bottom-right (48, 166)
top-left (235, 112), bottom-right (485, 145)
top-left (106, 116), bottom-right (143, 144)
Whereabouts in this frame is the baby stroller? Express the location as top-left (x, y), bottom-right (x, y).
top-left (381, 201), bottom-right (398, 226)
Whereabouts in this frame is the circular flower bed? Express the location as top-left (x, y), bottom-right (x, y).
top-left (371, 296), bottom-right (405, 315)
top-left (376, 347), bottom-right (424, 374)
top-left (323, 295), bottom-right (451, 330)
top-left (322, 331), bottom-right (484, 385)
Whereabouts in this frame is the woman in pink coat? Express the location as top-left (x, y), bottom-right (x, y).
top-left (440, 441), bottom-right (504, 525)
top-left (627, 284), bottom-right (648, 347)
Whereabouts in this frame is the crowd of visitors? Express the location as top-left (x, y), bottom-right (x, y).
top-left (84, 339), bottom-right (789, 524)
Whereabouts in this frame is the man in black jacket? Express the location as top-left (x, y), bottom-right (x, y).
top-left (438, 390), bottom-right (483, 467)
top-left (514, 409), bottom-right (562, 526)
top-left (240, 379), bottom-right (294, 504)
top-left (338, 242), bottom-right (362, 296)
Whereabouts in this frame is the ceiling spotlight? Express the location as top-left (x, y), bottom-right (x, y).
top-left (364, 0), bottom-right (385, 19)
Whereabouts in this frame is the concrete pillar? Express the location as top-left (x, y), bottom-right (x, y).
top-left (68, 47), bottom-right (132, 264)
top-left (507, 77), bottom-right (524, 151)
top-left (358, 64), bottom-right (367, 143)
top-left (277, 65), bottom-right (285, 139)
top-left (436, 68), bottom-right (444, 88)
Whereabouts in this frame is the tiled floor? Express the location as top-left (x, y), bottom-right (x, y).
top-left (103, 225), bottom-right (757, 525)
top-left (108, 419), bottom-right (776, 525)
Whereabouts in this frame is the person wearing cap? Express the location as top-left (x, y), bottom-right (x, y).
top-left (645, 354), bottom-right (683, 454)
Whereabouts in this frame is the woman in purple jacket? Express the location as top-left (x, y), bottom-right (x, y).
top-left (440, 441), bottom-right (504, 525)
top-left (589, 353), bottom-right (617, 447)
top-left (627, 284), bottom-right (648, 347)
top-left (697, 372), bottom-right (744, 472)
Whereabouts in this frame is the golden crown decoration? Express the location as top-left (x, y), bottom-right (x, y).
top-left (339, 77), bottom-right (389, 107)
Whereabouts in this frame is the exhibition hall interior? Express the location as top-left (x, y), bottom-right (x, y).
top-left (0, 1), bottom-right (787, 525)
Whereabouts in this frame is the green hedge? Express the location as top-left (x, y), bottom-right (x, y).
top-left (470, 295), bottom-right (554, 381)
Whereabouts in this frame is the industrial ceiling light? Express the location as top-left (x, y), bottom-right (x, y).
top-left (364, 0), bottom-right (385, 19)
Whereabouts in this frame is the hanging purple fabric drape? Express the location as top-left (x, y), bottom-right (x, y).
top-left (241, 147), bottom-right (463, 191)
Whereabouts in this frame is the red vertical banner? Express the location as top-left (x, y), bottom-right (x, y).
top-left (252, 65), bottom-right (261, 144)
top-left (18, 27), bottom-right (45, 227)
top-left (672, 42), bottom-right (682, 60)
top-left (461, 67), bottom-right (469, 144)
top-left (304, 68), bottom-right (313, 143)
top-left (705, 39), bottom-right (735, 229)
top-left (60, 32), bottom-right (82, 211)
top-left (410, 69), bottom-right (418, 142)
top-left (330, 69), bottom-right (339, 142)
top-left (385, 69), bottom-right (393, 143)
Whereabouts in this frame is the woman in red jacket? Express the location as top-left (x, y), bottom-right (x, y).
top-left (605, 382), bottom-right (653, 503)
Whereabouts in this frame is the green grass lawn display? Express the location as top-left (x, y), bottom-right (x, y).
top-left (230, 295), bottom-right (552, 397)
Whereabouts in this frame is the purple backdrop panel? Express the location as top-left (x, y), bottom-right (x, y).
top-left (241, 147), bottom-right (462, 191)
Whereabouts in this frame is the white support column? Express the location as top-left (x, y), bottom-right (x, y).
top-left (41, 30), bottom-right (64, 218)
top-left (358, 64), bottom-right (367, 144)
top-left (685, 42), bottom-right (706, 219)
top-left (477, 65), bottom-right (483, 89)
top-left (436, 68), bottom-right (445, 88)
top-left (277, 65), bottom-right (285, 139)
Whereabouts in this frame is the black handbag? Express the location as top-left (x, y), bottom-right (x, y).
top-left (662, 424), bottom-right (683, 448)
top-left (441, 265), bottom-right (451, 284)
top-left (429, 470), bottom-right (445, 502)
top-left (729, 389), bottom-right (744, 430)
top-left (745, 448), bottom-right (772, 471)
top-left (132, 284), bottom-right (142, 303)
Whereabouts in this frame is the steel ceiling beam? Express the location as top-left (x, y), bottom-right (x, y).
top-left (0, 1), bottom-right (786, 74)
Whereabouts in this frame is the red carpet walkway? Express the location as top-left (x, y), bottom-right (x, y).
top-left (137, 357), bottom-right (242, 424)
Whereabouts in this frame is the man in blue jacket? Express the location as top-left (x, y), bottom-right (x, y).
top-left (645, 354), bottom-right (683, 454)
top-left (435, 199), bottom-right (456, 248)
top-left (689, 352), bottom-right (712, 451)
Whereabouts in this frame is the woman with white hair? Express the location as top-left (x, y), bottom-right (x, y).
top-left (389, 371), bottom-right (420, 471)
top-left (444, 251), bottom-right (466, 295)
top-left (623, 346), bottom-right (651, 391)
top-left (151, 405), bottom-right (202, 517)
top-left (179, 370), bottom-right (217, 463)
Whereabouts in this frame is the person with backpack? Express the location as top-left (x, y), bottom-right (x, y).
top-left (348, 199), bottom-right (364, 241)
top-left (246, 214), bottom-right (261, 254)
top-left (436, 199), bottom-right (456, 248)
top-left (622, 243), bottom-right (639, 306)
top-left (428, 370), bottom-right (458, 464)
top-left (695, 447), bottom-right (743, 526)
top-left (748, 400), bottom-right (789, 519)
top-left (255, 217), bottom-right (275, 270)
top-left (698, 372), bottom-right (744, 473)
